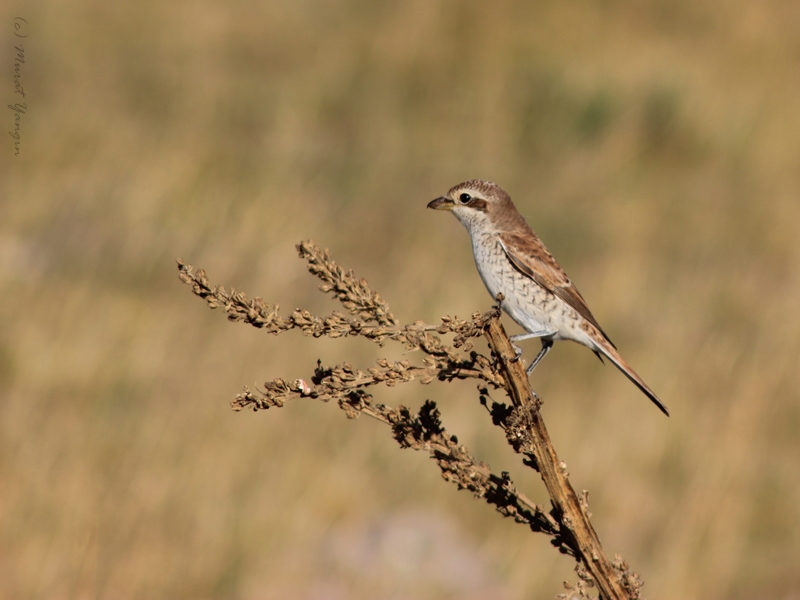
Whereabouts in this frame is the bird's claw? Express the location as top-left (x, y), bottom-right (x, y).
top-left (511, 343), bottom-right (523, 363)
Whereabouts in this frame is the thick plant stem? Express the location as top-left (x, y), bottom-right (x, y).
top-left (484, 316), bottom-right (631, 600)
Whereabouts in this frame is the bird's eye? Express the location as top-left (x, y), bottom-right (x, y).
top-left (459, 193), bottom-right (472, 204)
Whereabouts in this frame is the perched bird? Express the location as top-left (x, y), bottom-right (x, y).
top-left (428, 179), bottom-right (669, 416)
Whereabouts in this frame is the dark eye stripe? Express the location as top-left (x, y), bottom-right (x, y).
top-left (469, 199), bottom-right (488, 212)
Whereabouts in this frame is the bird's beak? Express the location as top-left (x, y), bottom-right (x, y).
top-left (427, 196), bottom-right (454, 211)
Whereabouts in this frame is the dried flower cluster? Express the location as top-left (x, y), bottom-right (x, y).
top-left (296, 240), bottom-right (396, 326)
top-left (178, 240), bottom-right (645, 600)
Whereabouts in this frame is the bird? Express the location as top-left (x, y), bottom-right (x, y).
top-left (427, 179), bottom-right (669, 416)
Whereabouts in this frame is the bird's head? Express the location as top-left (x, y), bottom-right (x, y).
top-left (427, 180), bottom-right (523, 233)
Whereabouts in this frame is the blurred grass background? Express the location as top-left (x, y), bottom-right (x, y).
top-left (1, 0), bottom-right (799, 598)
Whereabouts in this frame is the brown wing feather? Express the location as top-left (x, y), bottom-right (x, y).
top-left (498, 232), bottom-right (616, 348)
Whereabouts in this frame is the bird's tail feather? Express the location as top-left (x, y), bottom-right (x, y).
top-left (595, 340), bottom-right (670, 416)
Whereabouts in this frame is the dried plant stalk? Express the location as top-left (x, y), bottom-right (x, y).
top-left (484, 317), bottom-right (642, 599)
top-left (178, 240), bottom-right (646, 600)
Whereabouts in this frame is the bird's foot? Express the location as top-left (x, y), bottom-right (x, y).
top-left (511, 343), bottom-right (523, 363)
top-left (494, 292), bottom-right (505, 310)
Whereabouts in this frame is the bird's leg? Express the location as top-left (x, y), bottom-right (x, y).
top-left (509, 330), bottom-right (551, 363)
top-left (525, 339), bottom-right (553, 375)
top-left (510, 331), bottom-right (552, 343)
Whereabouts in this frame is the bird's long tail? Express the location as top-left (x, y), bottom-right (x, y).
top-left (594, 339), bottom-right (670, 416)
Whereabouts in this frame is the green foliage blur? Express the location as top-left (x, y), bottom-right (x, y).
top-left (2, 0), bottom-right (799, 598)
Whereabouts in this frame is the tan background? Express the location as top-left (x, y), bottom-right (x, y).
top-left (1, 1), bottom-right (799, 598)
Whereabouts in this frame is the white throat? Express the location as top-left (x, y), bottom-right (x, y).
top-left (451, 205), bottom-right (496, 237)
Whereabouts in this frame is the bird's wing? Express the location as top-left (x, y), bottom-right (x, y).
top-left (497, 231), bottom-right (616, 348)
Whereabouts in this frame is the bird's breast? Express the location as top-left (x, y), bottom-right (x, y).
top-left (470, 234), bottom-right (554, 334)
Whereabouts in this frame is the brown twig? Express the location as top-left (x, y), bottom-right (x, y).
top-left (483, 316), bottom-right (642, 599)
top-left (297, 240), bottom-right (397, 326)
top-left (231, 370), bottom-right (560, 541)
top-left (177, 240), bottom-right (645, 599)
top-left (176, 259), bottom-right (502, 379)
